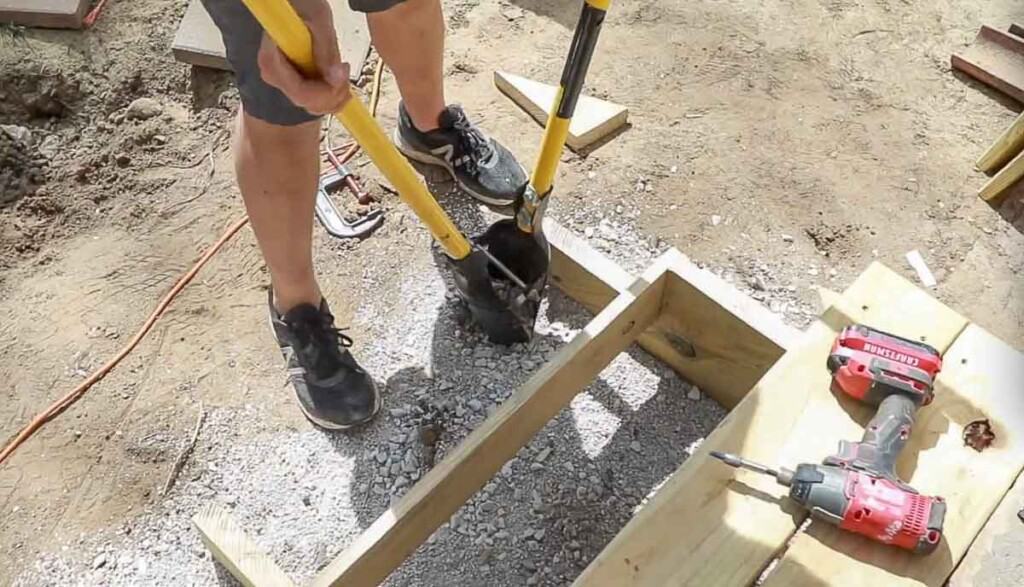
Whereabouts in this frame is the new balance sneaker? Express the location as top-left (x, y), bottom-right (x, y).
top-left (269, 293), bottom-right (380, 430)
top-left (394, 103), bottom-right (528, 207)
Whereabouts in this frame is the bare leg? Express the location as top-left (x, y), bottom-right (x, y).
top-left (234, 109), bottom-right (321, 312)
top-left (367, 0), bottom-right (446, 131)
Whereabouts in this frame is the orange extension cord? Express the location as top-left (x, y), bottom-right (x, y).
top-left (0, 61), bottom-right (386, 466)
top-left (0, 215), bottom-right (248, 465)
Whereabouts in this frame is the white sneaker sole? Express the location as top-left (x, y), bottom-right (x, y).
top-left (392, 129), bottom-right (522, 209)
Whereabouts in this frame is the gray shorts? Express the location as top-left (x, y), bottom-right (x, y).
top-left (201, 0), bottom-right (403, 126)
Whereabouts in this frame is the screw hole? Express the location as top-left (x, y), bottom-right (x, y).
top-left (861, 305), bottom-right (869, 311)
top-left (961, 358), bottom-right (968, 365)
top-left (920, 335), bottom-right (927, 342)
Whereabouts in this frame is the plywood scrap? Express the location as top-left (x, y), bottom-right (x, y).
top-left (0, 0), bottom-right (89, 29)
top-left (952, 25), bottom-right (1024, 104)
top-left (494, 70), bottom-right (628, 152)
top-left (573, 262), bottom-right (968, 587)
top-left (172, 0), bottom-right (371, 79)
top-left (761, 324), bottom-right (1024, 587)
top-left (977, 111), bottom-right (1024, 174)
top-left (192, 503), bottom-right (295, 587)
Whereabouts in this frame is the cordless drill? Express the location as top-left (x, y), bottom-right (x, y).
top-left (711, 325), bottom-right (947, 554)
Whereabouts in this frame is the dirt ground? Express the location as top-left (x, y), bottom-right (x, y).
top-left (1, 0), bottom-right (1022, 585)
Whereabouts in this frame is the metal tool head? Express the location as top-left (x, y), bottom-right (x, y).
top-left (709, 451), bottom-right (781, 479)
top-left (448, 241), bottom-right (546, 345)
top-left (447, 221), bottom-right (548, 344)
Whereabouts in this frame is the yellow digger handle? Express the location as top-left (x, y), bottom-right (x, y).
top-left (240, 0), bottom-right (472, 259)
top-left (531, 0), bottom-right (610, 196)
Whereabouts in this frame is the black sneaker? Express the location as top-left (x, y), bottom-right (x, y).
top-left (394, 103), bottom-right (528, 207)
top-left (269, 293), bottom-right (380, 430)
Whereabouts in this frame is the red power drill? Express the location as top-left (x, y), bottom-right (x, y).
top-left (711, 324), bottom-right (947, 553)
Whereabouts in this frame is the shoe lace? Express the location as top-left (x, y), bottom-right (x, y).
top-left (450, 108), bottom-right (495, 174)
top-left (289, 312), bottom-right (355, 378)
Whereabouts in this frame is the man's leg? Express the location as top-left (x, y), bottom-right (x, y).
top-left (355, 0), bottom-right (528, 207)
top-left (365, 0), bottom-right (446, 132)
top-left (233, 113), bottom-right (321, 312)
top-left (204, 0), bottom-right (379, 430)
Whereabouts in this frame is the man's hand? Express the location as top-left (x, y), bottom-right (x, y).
top-left (257, 0), bottom-right (350, 115)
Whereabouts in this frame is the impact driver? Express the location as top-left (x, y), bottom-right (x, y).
top-left (711, 324), bottom-right (947, 553)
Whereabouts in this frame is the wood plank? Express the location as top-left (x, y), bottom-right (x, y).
top-left (979, 143), bottom-right (1024, 200)
top-left (573, 262), bottom-right (967, 587)
top-left (494, 71), bottom-right (628, 152)
top-left (762, 324), bottom-right (1024, 587)
top-left (949, 471), bottom-right (1024, 586)
top-left (656, 257), bottom-right (800, 409)
top-left (192, 503), bottom-right (296, 587)
top-left (310, 257), bottom-right (672, 587)
top-left (171, 0), bottom-right (371, 79)
top-left (952, 25), bottom-right (1024, 104)
top-left (545, 219), bottom-right (799, 408)
top-left (0, 0), bottom-right (88, 29)
top-left (977, 111), bottom-right (1024, 174)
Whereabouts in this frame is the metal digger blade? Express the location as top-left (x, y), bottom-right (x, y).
top-left (448, 216), bottom-right (550, 345)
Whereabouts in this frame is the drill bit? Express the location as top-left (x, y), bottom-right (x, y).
top-left (710, 451), bottom-right (780, 478)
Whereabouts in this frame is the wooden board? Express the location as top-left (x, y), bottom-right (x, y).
top-left (952, 25), bottom-right (1024, 104)
top-left (573, 262), bottom-right (968, 587)
top-left (949, 472), bottom-right (1024, 586)
top-left (977, 111), bottom-right (1024, 174)
top-left (192, 503), bottom-right (295, 587)
top-left (494, 71), bottom-right (628, 152)
top-left (309, 257), bottom-right (672, 587)
top-left (762, 324), bottom-right (1024, 586)
top-left (979, 144), bottom-right (1024, 200)
top-left (656, 258), bottom-right (799, 409)
top-left (172, 0), bottom-right (371, 78)
top-left (0, 0), bottom-right (88, 29)
top-left (545, 219), bottom-right (798, 408)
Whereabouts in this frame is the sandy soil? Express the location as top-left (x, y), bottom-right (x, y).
top-left (1, 0), bottom-right (1022, 584)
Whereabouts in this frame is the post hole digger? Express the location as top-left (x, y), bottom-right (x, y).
top-left (240, 0), bottom-right (611, 344)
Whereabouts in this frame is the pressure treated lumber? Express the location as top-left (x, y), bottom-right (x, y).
top-left (952, 25), bottom-right (1024, 104)
top-left (494, 71), bottom-right (628, 151)
top-left (172, 0), bottom-right (371, 78)
top-left (545, 219), bottom-right (798, 408)
top-left (762, 324), bottom-right (1024, 587)
top-left (0, 0), bottom-right (88, 29)
top-left (979, 145), bottom-right (1024, 200)
top-left (977, 111), bottom-right (1024, 174)
top-left (310, 258), bottom-right (671, 587)
top-left (573, 262), bottom-right (968, 587)
top-left (657, 258), bottom-right (799, 408)
top-left (192, 503), bottom-right (295, 587)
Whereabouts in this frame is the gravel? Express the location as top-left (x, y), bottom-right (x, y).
top-left (16, 188), bottom-right (727, 586)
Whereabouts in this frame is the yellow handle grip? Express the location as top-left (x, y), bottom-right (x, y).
top-left (240, 0), bottom-right (471, 259)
